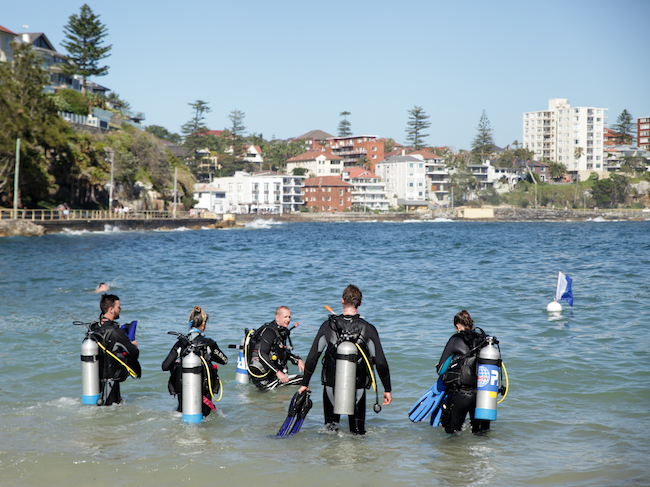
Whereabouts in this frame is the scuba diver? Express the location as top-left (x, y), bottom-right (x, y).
top-left (90, 294), bottom-right (140, 406)
top-left (298, 285), bottom-right (392, 435)
top-left (437, 310), bottom-right (492, 434)
top-left (162, 306), bottom-right (228, 417)
top-left (246, 306), bottom-right (304, 391)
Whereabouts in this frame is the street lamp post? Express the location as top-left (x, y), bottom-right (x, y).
top-left (105, 148), bottom-right (115, 217)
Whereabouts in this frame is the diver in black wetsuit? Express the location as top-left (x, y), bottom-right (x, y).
top-left (437, 310), bottom-right (490, 434)
top-left (248, 306), bottom-right (304, 391)
top-left (162, 306), bottom-right (227, 417)
top-left (91, 294), bottom-right (139, 406)
top-left (298, 285), bottom-right (392, 435)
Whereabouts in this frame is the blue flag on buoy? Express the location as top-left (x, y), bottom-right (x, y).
top-left (555, 272), bottom-right (573, 307)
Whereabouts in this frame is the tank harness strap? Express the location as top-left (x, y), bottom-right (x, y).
top-left (182, 365), bottom-right (203, 374)
top-left (336, 353), bottom-right (357, 362)
top-left (81, 354), bottom-right (98, 363)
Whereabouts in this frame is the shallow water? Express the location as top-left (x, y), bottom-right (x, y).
top-left (1, 220), bottom-right (649, 486)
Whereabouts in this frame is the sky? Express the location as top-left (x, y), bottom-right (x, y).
top-left (3, 0), bottom-right (650, 150)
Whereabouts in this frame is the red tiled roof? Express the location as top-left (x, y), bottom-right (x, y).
top-left (287, 151), bottom-right (343, 162)
top-left (343, 167), bottom-right (376, 179)
top-left (0, 25), bottom-right (17, 35)
top-left (304, 176), bottom-right (352, 188)
top-left (409, 149), bottom-right (444, 160)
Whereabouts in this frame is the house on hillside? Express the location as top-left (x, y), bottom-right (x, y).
top-left (303, 176), bottom-right (352, 212)
top-left (286, 151), bottom-right (344, 177)
top-left (292, 130), bottom-right (333, 151)
top-left (0, 25), bottom-right (18, 63)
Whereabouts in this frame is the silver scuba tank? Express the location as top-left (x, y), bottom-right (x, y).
top-left (234, 337), bottom-right (249, 384)
top-left (81, 337), bottom-right (100, 405)
top-left (333, 341), bottom-right (358, 415)
top-left (475, 336), bottom-right (501, 421)
top-left (182, 349), bottom-right (203, 423)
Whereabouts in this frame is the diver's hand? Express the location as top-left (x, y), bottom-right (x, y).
top-left (277, 371), bottom-right (289, 383)
top-left (131, 340), bottom-right (138, 347)
top-left (298, 385), bottom-right (309, 394)
top-left (383, 392), bottom-right (392, 405)
top-left (298, 359), bottom-right (305, 373)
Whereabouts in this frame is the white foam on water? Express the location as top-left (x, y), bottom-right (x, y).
top-left (244, 219), bottom-right (284, 229)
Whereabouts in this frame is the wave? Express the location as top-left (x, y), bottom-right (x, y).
top-left (244, 219), bottom-right (284, 229)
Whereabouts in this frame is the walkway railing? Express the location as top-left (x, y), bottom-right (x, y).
top-left (0, 209), bottom-right (221, 221)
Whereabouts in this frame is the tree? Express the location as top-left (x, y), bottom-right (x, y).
top-left (591, 174), bottom-right (629, 207)
top-left (338, 111), bottom-right (352, 137)
top-left (228, 109), bottom-right (246, 159)
top-left (384, 138), bottom-right (395, 153)
top-left (0, 41), bottom-right (76, 207)
top-left (61, 4), bottom-right (111, 94)
top-left (610, 110), bottom-right (636, 144)
top-left (405, 106), bottom-right (431, 150)
top-left (471, 110), bottom-right (495, 163)
top-left (146, 125), bottom-right (182, 144)
top-left (449, 163), bottom-right (478, 204)
top-left (548, 161), bottom-right (566, 180)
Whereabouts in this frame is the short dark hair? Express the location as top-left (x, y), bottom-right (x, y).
top-left (100, 294), bottom-right (119, 315)
top-left (342, 284), bottom-right (362, 308)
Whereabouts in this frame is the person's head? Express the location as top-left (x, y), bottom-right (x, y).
top-left (342, 284), bottom-right (362, 309)
top-left (275, 306), bottom-right (291, 328)
top-left (100, 294), bottom-right (121, 320)
top-left (453, 310), bottom-right (474, 332)
top-left (188, 306), bottom-right (208, 331)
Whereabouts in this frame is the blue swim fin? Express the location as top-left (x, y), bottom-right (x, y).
top-left (430, 392), bottom-right (447, 427)
top-left (288, 391), bottom-right (312, 435)
top-left (409, 377), bottom-right (446, 423)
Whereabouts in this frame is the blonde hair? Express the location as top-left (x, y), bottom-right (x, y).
top-left (188, 305), bottom-right (208, 329)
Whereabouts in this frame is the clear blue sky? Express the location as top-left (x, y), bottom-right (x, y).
top-left (3, 0), bottom-right (650, 150)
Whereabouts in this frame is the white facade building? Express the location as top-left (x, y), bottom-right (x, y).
top-left (286, 151), bottom-right (344, 177)
top-left (523, 98), bottom-right (607, 178)
top-left (193, 171), bottom-right (304, 214)
top-left (375, 155), bottom-right (427, 207)
top-left (341, 168), bottom-right (390, 211)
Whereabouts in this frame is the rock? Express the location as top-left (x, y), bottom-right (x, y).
top-left (0, 220), bottom-right (45, 237)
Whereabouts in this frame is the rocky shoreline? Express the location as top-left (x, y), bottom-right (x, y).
top-left (2, 207), bottom-right (647, 237)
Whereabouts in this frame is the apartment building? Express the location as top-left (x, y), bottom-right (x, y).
top-left (286, 151), bottom-right (344, 177)
top-left (638, 117), bottom-right (650, 150)
top-left (409, 149), bottom-right (450, 205)
top-left (375, 155), bottom-right (427, 207)
top-left (326, 135), bottom-right (384, 171)
top-left (303, 176), bottom-right (352, 212)
top-left (523, 98), bottom-right (607, 178)
top-left (341, 167), bottom-right (389, 211)
top-left (196, 171), bottom-right (304, 214)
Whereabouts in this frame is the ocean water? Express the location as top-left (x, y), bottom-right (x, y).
top-left (0, 219), bottom-right (649, 487)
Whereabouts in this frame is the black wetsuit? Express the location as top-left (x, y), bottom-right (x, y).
top-left (436, 330), bottom-right (490, 434)
top-left (91, 319), bottom-right (140, 406)
top-left (249, 321), bottom-right (302, 391)
top-left (301, 314), bottom-right (391, 435)
top-left (162, 329), bottom-right (228, 416)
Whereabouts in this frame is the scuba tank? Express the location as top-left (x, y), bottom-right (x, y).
top-left (234, 336), bottom-right (249, 384)
top-left (81, 336), bottom-right (100, 405)
top-left (475, 336), bottom-right (501, 421)
top-left (181, 349), bottom-right (203, 423)
top-left (333, 341), bottom-right (358, 415)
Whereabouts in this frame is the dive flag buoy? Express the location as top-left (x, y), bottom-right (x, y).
top-left (547, 271), bottom-right (573, 311)
top-left (546, 300), bottom-right (562, 312)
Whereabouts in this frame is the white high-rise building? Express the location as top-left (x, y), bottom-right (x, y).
top-left (523, 98), bottom-right (608, 178)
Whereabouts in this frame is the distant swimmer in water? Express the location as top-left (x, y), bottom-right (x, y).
top-left (94, 283), bottom-right (109, 293)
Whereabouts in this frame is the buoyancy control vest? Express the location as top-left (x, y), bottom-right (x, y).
top-left (322, 315), bottom-right (373, 390)
top-left (246, 322), bottom-right (297, 376)
top-left (90, 320), bottom-right (141, 382)
top-left (441, 328), bottom-right (489, 391)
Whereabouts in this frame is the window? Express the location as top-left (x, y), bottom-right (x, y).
top-left (340, 199), bottom-right (343, 205)
top-left (340, 189), bottom-right (343, 196)
top-left (372, 146), bottom-right (377, 151)
top-left (327, 196), bottom-right (331, 201)
top-left (327, 206), bottom-right (331, 210)
top-left (328, 187), bottom-right (331, 192)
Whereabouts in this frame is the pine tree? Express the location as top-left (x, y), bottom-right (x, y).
top-left (228, 109), bottom-right (247, 159)
top-left (181, 100), bottom-right (211, 169)
top-left (338, 111), bottom-right (352, 137)
top-left (405, 106), bottom-right (431, 150)
top-left (471, 110), bottom-right (495, 163)
top-left (61, 4), bottom-right (112, 94)
top-left (610, 109), bottom-right (636, 144)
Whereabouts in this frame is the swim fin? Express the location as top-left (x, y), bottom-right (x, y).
top-left (430, 395), bottom-right (445, 427)
top-left (277, 390), bottom-right (312, 437)
top-left (408, 377), bottom-right (446, 423)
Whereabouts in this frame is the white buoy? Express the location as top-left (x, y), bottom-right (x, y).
top-left (546, 300), bottom-right (562, 312)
